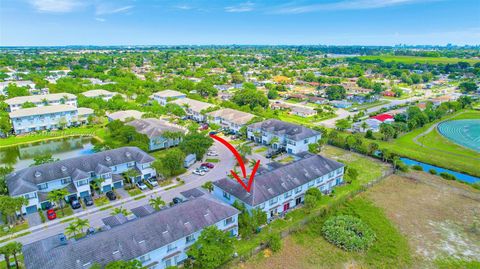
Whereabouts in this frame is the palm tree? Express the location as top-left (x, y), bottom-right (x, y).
top-left (65, 222), bottom-right (80, 238)
top-left (124, 169), bottom-right (140, 185)
top-left (237, 143), bottom-right (252, 162)
top-left (10, 241), bottom-right (22, 269)
top-left (269, 136), bottom-right (280, 148)
top-left (202, 181), bottom-right (214, 192)
top-left (361, 121), bottom-right (368, 132)
top-left (249, 159), bottom-right (257, 169)
top-left (111, 207), bottom-right (128, 216)
top-left (90, 177), bottom-right (105, 192)
top-left (74, 218), bottom-right (90, 234)
top-left (149, 197), bottom-right (166, 211)
top-left (0, 244), bottom-right (13, 269)
top-left (47, 188), bottom-right (69, 217)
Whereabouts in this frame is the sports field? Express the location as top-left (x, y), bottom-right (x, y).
top-left (357, 55), bottom-right (480, 64)
top-left (375, 110), bottom-right (480, 177)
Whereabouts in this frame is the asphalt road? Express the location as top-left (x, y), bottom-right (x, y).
top-left (0, 140), bottom-right (237, 247)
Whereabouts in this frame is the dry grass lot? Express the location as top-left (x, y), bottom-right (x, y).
top-left (367, 172), bottom-right (480, 267)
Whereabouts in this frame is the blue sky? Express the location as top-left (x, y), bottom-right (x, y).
top-left (1, 0), bottom-right (479, 46)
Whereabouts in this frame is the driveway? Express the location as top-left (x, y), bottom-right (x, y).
top-left (25, 212), bottom-right (42, 227)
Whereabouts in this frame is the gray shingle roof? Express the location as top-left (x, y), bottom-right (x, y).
top-left (7, 147), bottom-right (154, 196)
top-left (126, 118), bottom-right (186, 139)
top-left (248, 119), bottom-right (320, 141)
top-left (5, 93), bottom-right (76, 105)
top-left (22, 196), bottom-right (239, 269)
top-left (213, 154), bottom-right (344, 206)
top-left (206, 108), bottom-right (255, 125)
top-left (9, 105), bottom-right (77, 118)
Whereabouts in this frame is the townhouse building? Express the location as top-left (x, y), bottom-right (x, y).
top-left (206, 108), bottom-right (255, 134)
top-left (6, 147), bottom-right (156, 214)
top-left (170, 98), bottom-right (214, 122)
top-left (22, 196), bottom-right (239, 269)
top-left (8, 105), bottom-right (93, 134)
top-left (81, 89), bottom-right (120, 101)
top-left (247, 119), bottom-right (321, 154)
top-left (126, 118), bottom-right (187, 151)
top-left (151, 90), bottom-right (186, 106)
top-left (213, 153), bottom-right (344, 220)
top-left (5, 93), bottom-right (77, 112)
top-left (107, 110), bottom-right (144, 122)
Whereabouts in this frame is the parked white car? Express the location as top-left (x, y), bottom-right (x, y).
top-left (136, 181), bottom-right (148, 190)
top-left (192, 170), bottom-right (206, 176)
top-left (207, 151), bottom-right (218, 156)
top-left (145, 177), bottom-right (158, 187)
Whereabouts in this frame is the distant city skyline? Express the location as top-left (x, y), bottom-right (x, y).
top-left (1, 0), bottom-right (479, 46)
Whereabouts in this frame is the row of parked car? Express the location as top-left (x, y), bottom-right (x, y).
top-left (192, 162), bottom-right (215, 176)
top-left (135, 177), bottom-right (159, 190)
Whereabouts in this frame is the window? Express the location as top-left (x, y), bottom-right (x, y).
top-left (222, 191), bottom-right (231, 200)
top-left (165, 259), bottom-right (172, 267)
top-left (284, 191), bottom-right (292, 198)
top-left (316, 177), bottom-right (322, 184)
top-left (304, 139), bottom-right (308, 144)
top-left (76, 179), bottom-right (88, 187)
top-left (167, 244), bottom-right (177, 252)
top-left (336, 169), bottom-right (343, 175)
top-left (24, 192), bottom-right (37, 199)
top-left (102, 173), bottom-right (111, 179)
top-left (61, 178), bottom-right (71, 184)
top-left (38, 183), bottom-right (48, 190)
top-left (112, 166), bottom-right (117, 172)
top-left (308, 181), bottom-right (314, 187)
top-left (138, 254), bottom-right (151, 263)
top-left (127, 162), bottom-right (134, 168)
top-left (295, 186), bottom-right (302, 193)
top-left (186, 234), bottom-right (195, 244)
top-left (224, 217), bottom-right (234, 225)
top-left (258, 203), bottom-right (265, 209)
top-left (269, 197), bottom-right (278, 206)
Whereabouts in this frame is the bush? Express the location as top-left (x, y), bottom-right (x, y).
top-left (322, 215), bottom-right (376, 252)
top-left (266, 232), bottom-right (282, 252)
top-left (439, 172), bottom-right (457, 181)
top-left (429, 169), bottom-right (437, 175)
top-left (412, 165), bottom-right (423, 171)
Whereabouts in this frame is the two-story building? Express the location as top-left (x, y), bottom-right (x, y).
top-left (212, 153), bottom-right (344, 220)
top-left (106, 110), bottom-right (144, 122)
top-left (151, 90), bottom-right (186, 106)
top-left (126, 118), bottom-right (187, 151)
top-left (5, 93), bottom-right (77, 112)
top-left (8, 105), bottom-right (93, 134)
top-left (206, 108), bottom-right (255, 134)
top-left (170, 98), bottom-right (214, 122)
top-left (247, 119), bottom-right (321, 154)
top-left (6, 147), bottom-right (156, 214)
top-left (22, 196), bottom-right (239, 269)
top-left (81, 89), bottom-right (121, 101)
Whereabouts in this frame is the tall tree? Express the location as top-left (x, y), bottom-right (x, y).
top-left (187, 226), bottom-right (234, 269)
top-left (47, 188), bottom-right (69, 217)
top-left (149, 197), bottom-right (166, 211)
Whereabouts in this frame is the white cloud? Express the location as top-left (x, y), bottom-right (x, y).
top-left (225, 1), bottom-right (255, 13)
top-left (95, 5), bottom-right (134, 15)
top-left (95, 17), bottom-right (106, 22)
top-left (29, 0), bottom-right (85, 13)
top-left (174, 4), bottom-right (193, 10)
top-left (272, 0), bottom-right (436, 14)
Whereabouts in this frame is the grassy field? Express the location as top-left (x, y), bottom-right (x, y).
top-left (0, 125), bottom-right (107, 148)
top-left (357, 55), bottom-right (480, 64)
top-left (278, 111), bottom-right (336, 128)
top-left (229, 146), bottom-right (390, 264)
top-left (235, 197), bottom-right (412, 269)
top-left (374, 110), bottom-right (480, 177)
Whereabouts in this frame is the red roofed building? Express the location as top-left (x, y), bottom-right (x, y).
top-left (382, 90), bottom-right (395, 97)
top-left (371, 114), bottom-right (394, 122)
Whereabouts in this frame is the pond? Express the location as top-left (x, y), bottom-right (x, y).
top-left (0, 136), bottom-right (99, 170)
top-left (400, 157), bottom-right (480, 184)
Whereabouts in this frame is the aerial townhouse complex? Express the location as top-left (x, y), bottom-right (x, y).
top-left (247, 119), bottom-right (321, 154)
top-left (5, 93), bottom-right (94, 134)
top-left (213, 153), bottom-right (345, 220)
top-left (126, 118), bottom-right (187, 151)
top-left (151, 90), bottom-right (186, 106)
top-left (170, 98), bottom-right (214, 122)
top-left (206, 108), bottom-right (255, 134)
top-left (22, 196), bottom-right (239, 269)
top-left (81, 89), bottom-right (121, 101)
top-left (6, 147), bottom-right (156, 214)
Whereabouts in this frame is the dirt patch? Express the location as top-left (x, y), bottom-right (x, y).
top-left (366, 172), bottom-right (480, 266)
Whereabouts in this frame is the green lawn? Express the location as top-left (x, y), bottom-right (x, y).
top-left (0, 125), bottom-right (108, 148)
top-left (0, 254), bottom-right (23, 269)
top-left (205, 158), bottom-right (220, 163)
top-left (238, 197), bottom-right (411, 269)
top-left (0, 222), bottom-right (29, 237)
top-left (231, 146), bottom-right (390, 260)
top-left (127, 188), bottom-right (143, 197)
top-left (351, 100), bottom-right (390, 110)
top-left (253, 147), bottom-right (268, 153)
top-left (278, 111), bottom-right (336, 128)
top-left (56, 207), bottom-right (74, 219)
top-left (356, 55), bottom-right (480, 64)
top-left (373, 110), bottom-right (480, 177)
top-left (93, 196), bottom-right (110, 207)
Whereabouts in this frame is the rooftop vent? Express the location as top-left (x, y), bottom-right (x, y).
top-left (34, 171), bottom-right (42, 178)
top-left (112, 250), bottom-right (120, 255)
top-left (61, 166), bottom-right (67, 172)
top-left (138, 240), bottom-right (145, 244)
top-left (125, 152), bottom-right (131, 158)
top-left (105, 156), bottom-right (111, 161)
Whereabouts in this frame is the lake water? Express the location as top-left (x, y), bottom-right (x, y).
top-left (400, 157), bottom-right (480, 184)
top-left (0, 136), bottom-right (98, 170)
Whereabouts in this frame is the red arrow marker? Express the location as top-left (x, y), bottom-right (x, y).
top-left (210, 134), bottom-right (260, 193)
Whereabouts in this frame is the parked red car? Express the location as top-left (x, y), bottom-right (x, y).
top-left (46, 209), bottom-right (57, 220)
top-left (201, 163), bottom-right (214, 169)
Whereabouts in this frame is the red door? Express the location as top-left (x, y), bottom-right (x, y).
top-left (283, 203), bottom-right (290, 211)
